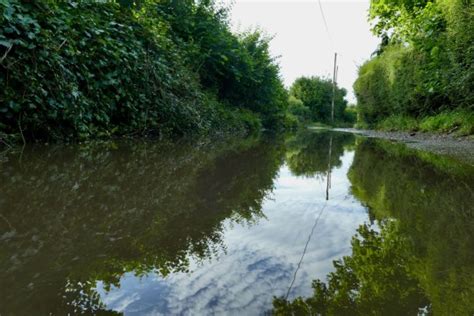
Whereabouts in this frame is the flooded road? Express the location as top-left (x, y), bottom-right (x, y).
top-left (1, 130), bottom-right (473, 315)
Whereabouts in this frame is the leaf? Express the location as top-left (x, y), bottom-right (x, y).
top-left (0, 40), bottom-right (12, 48)
top-left (8, 101), bottom-right (20, 112)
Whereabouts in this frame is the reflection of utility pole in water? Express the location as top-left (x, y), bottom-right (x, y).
top-left (326, 135), bottom-right (332, 200)
top-left (285, 135), bottom-right (333, 299)
top-left (285, 135), bottom-right (333, 300)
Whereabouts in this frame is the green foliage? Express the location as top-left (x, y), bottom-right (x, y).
top-left (373, 110), bottom-right (474, 135)
top-left (419, 109), bottom-right (474, 136)
top-left (283, 112), bottom-right (299, 130)
top-left (152, 2), bottom-right (288, 126)
top-left (354, 45), bottom-right (426, 124)
top-left (288, 95), bottom-right (311, 124)
top-left (342, 106), bottom-right (357, 126)
top-left (290, 76), bottom-right (348, 124)
top-left (376, 115), bottom-right (419, 131)
top-left (355, 0), bottom-right (473, 129)
top-left (0, 0), bottom-right (287, 142)
top-left (1, 1), bottom-right (197, 140)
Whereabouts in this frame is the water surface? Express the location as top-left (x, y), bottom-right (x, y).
top-left (1, 130), bottom-right (473, 315)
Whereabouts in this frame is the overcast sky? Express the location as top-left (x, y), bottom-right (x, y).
top-left (225, 0), bottom-right (380, 102)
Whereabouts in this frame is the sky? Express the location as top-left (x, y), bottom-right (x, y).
top-left (225, 0), bottom-right (380, 103)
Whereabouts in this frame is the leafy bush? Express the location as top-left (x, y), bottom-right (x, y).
top-left (0, 1), bottom-right (287, 142)
top-left (354, 0), bottom-right (473, 130)
top-left (343, 106), bottom-right (357, 125)
top-left (1, 1), bottom-right (199, 140)
top-left (288, 95), bottom-right (311, 123)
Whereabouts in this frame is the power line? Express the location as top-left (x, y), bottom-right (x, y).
top-left (316, 0), bottom-right (338, 121)
top-left (317, 0), bottom-right (334, 51)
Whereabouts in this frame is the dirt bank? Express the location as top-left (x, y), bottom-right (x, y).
top-left (333, 128), bottom-right (474, 166)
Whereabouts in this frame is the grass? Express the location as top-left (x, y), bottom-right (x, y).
top-left (419, 110), bottom-right (474, 136)
top-left (376, 115), bottom-right (419, 132)
top-left (373, 110), bottom-right (474, 136)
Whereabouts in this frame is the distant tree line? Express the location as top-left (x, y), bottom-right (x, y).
top-left (287, 76), bottom-right (356, 126)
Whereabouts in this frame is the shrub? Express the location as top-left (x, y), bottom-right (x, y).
top-left (343, 106), bottom-right (357, 125)
top-left (288, 95), bottom-right (311, 123)
top-left (354, 0), bottom-right (473, 129)
top-left (0, 1), bottom-right (288, 142)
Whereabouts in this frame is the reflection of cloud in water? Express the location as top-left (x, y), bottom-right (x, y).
top-left (97, 150), bottom-right (368, 315)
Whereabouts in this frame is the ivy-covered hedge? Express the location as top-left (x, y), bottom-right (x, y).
top-left (0, 1), bottom-right (287, 142)
top-left (354, 0), bottom-right (473, 129)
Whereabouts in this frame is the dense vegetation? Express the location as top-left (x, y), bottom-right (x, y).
top-left (0, 1), bottom-right (288, 142)
top-left (288, 76), bottom-right (355, 126)
top-left (354, 0), bottom-right (474, 135)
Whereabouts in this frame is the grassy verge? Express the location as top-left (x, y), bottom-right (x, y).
top-left (374, 110), bottom-right (474, 136)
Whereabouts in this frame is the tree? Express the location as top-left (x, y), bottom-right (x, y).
top-left (289, 76), bottom-right (347, 124)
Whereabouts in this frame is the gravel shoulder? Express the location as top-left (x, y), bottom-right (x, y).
top-left (332, 128), bottom-right (474, 166)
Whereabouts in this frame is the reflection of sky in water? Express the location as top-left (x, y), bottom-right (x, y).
top-left (96, 150), bottom-right (368, 315)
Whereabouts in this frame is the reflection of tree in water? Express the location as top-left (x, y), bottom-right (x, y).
top-left (285, 130), bottom-right (355, 177)
top-left (274, 139), bottom-right (474, 315)
top-left (274, 221), bottom-right (429, 315)
top-left (0, 137), bottom-right (284, 315)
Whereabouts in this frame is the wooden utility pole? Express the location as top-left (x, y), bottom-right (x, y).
top-left (331, 52), bottom-right (337, 123)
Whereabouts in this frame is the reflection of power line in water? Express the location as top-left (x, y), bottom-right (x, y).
top-left (285, 135), bottom-right (333, 300)
top-left (285, 200), bottom-right (327, 300)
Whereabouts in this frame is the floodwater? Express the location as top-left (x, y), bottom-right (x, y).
top-left (0, 130), bottom-right (473, 315)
